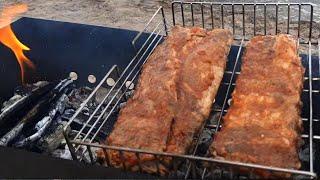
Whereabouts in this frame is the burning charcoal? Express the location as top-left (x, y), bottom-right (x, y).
top-left (53, 79), bottom-right (74, 93)
top-left (82, 107), bottom-right (90, 116)
top-left (95, 87), bottom-right (110, 105)
top-left (125, 90), bottom-right (134, 99)
top-left (61, 108), bottom-right (76, 121)
top-left (95, 88), bottom-right (124, 106)
top-left (13, 81), bottom-right (49, 96)
top-left (0, 122), bottom-right (24, 146)
top-left (51, 146), bottom-right (72, 160)
top-left (198, 128), bottom-right (214, 154)
top-left (36, 120), bottom-right (70, 153)
top-left (1, 94), bottom-right (24, 112)
top-left (208, 109), bottom-right (221, 126)
top-left (76, 143), bottom-right (100, 163)
top-left (119, 102), bottom-right (127, 109)
top-left (299, 142), bottom-right (316, 162)
top-left (0, 95), bottom-right (27, 120)
top-left (67, 87), bottom-right (93, 110)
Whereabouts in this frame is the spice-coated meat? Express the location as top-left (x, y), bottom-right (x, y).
top-left (97, 26), bottom-right (232, 173)
top-left (212, 35), bottom-right (304, 177)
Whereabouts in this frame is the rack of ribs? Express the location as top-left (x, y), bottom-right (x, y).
top-left (97, 26), bottom-right (232, 174)
top-left (211, 35), bottom-right (304, 177)
top-left (165, 28), bottom-right (233, 155)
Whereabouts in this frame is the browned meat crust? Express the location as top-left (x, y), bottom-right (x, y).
top-left (212, 35), bottom-right (304, 177)
top-left (166, 29), bottom-right (233, 154)
top-left (97, 26), bottom-right (232, 173)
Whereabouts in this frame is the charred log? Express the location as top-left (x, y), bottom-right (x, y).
top-left (0, 82), bottom-right (55, 136)
top-left (13, 79), bottom-right (74, 148)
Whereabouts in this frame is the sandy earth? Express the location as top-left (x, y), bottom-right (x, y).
top-left (0, 0), bottom-right (318, 54)
top-left (0, 0), bottom-right (319, 32)
top-left (0, 0), bottom-right (172, 31)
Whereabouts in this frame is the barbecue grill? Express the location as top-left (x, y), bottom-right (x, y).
top-left (0, 1), bottom-right (319, 178)
top-left (60, 1), bottom-right (320, 179)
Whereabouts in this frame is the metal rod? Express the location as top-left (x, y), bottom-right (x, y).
top-left (119, 150), bottom-right (127, 170)
top-left (253, 4), bottom-right (256, 36)
top-left (264, 4), bottom-right (267, 35)
top-left (181, 2), bottom-right (185, 27)
top-left (275, 4), bottom-right (278, 34)
top-left (287, 4), bottom-right (290, 34)
top-left (319, 39), bottom-right (320, 80)
top-left (172, 2), bottom-right (176, 26)
top-left (63, 131), bottom-right (78, 161)
top-left (301, 134), bottom-right (320, 140)
top-left (132, 6), bottom-right (163, 46)
top-left (309, 5), bottom-right (313, 42)
top-left (135, 152), bottom-right (143, 173)
top-left (211, 4), bottom-right (214, 29)
top-left (191, 3), bottom-right (194, 26)
top-left (242, 4), bottom-right (245, 37)
top-left (229, 166), bottom-right (234, 179)
top-left (172, 157), bottom-right (179, 176)
top-left (298, 4), bottom-right (301, 38)
top-left (71, 140), bottom-right (317, 177)
top-left (87, 145), bottom-right (94, 164)
top-left (308, 41), bottom-right (314, 173)
top-left (154, 155), bottom-right (161, 175)
top-left (221, 4), bottom-right (224, 29)
top-left (190, 160), bottom-right (197, 179)
top-left (222, 81), bottom-right (319, 93)
top-left (102, 148), bottom-right (111, 167)
top-left (201, 167), bottom-right (206, 179)
top-left (201, 3), bottom-right (205, 28)
top-left (115, 66), bottom-right (127, 101)
top-left (161, 7), bottom-right (168, 36)
top-left (172, 1), bottom-right (316, 6)
top-left (232, 4), bottom-right (235, 35)
top-left (215, 40), bottom-right (244, 133)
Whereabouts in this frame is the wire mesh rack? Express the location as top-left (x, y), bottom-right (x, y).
top-left (63, 1), bottom-right (319, 179)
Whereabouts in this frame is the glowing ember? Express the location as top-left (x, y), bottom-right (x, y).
top-left (0, 4), bottom-right (34, 83)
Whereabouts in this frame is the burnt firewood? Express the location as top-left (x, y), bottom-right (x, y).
top-left (0, 78), bottom-right (74, 147)
top-left (0, 92), bottom-right (56, 146)
top-left (14, 93), bottom-right (69, 147)
top-left (0, 81), bottom-right (53, 125)
top-left (36, 119), bottom-right (70, 153)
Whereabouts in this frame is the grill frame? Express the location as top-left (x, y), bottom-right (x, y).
top-left (63, 1), bottom-right (319, 178)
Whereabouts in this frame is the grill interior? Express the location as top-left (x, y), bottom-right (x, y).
top-left (63, 1), bottom-right (320, 179)
top-left (0, 1), bottom-right (318, 179)
top-left (0, 17), bottom-right (141, 101)
top-left (0, 17), bottom-right (156, 178)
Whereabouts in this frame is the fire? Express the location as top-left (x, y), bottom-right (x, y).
top-left (0, 4), bottom-right (34, 83)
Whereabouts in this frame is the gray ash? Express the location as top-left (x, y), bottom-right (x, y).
top-left (0, 78), bottom-right (130, 160)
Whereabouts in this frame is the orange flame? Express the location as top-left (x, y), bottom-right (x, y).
top-left (0, 4), bottom-right (34, 83)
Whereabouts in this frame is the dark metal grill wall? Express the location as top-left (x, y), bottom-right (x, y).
top-left (0, 17), bottom-right (151, 178)
top-left (0, 17), bottom-right (144, 102)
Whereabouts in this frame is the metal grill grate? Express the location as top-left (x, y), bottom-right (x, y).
top-left (63, 1), bottom-right (319, 179)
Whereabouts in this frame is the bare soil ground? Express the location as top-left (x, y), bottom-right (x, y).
top-left (0, 0), bottom-right (318, 54)
top-left (0, 0), bottom-right (318, 31)
top-left (0, 0), bottom-right (171, 31)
